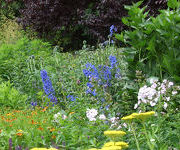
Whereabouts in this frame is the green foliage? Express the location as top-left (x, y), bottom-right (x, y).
top-left (0, 0), bottom-right (23, 19)
top-left (115, 1), bottom-right (180, 82)
top-left (0, 81), bottom-right (27, 109)
top-left (0, 37), bottom-right (51, 80)
top-left (167, 0), bottom-right (180, 9)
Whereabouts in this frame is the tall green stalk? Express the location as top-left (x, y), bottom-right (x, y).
top-left (129, 122), bottom-right (141, 150)
top-left (142, 122), bottom-right (154, 150)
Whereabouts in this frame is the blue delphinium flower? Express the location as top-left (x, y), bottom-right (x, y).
top-left (115, 68), bottom-right (121, 79)
top-left (83, 55), bottom-right (121, 98)
top-left (87, 82), bottom-right (93, 88)
top-left (31, 101), bottom-right (37, 107)
top-left (98, 65), bottom-right (112, 86)
top-left (109, 55), bottom-right (117, 69)
top-left (40, 70), bottom-right (57, 104)
top-left (67, 95), bottom-right (76, 101)
top-left (83, 63), bottom-right (99, 80)
top-left (109, 25), bottom-right (117, 37)
top-left (92, 89), bottom-right (97, 96)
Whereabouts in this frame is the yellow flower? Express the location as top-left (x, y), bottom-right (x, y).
top-left (88, 149), bottom-right (99, 150)
top-left (101, 146), bottom-right (122, 150)
top-left (131, 111), bottom-right (155, 120)
top-left (104, 131), bottom-right (126, 138)
top-left (69, 112), bottom-right (75, 115)
top-left (103, 142), bottom-right (115, 147)
top-left (103, 142), bottom-right (128, 149)
top-left (121, 115), bottom-right (135, 121)
top-left (17, 129), bottom-right (23, 132)
top-left (115, 142), bottom-right (129, 148)
top-left (48, 148), bottom-right (58, 150)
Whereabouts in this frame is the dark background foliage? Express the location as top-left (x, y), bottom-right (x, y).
top-left (1, 0), bottom-right (167, 51)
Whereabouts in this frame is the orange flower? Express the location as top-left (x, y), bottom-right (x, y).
top-left (31, 120), bottom-right (38, 125)
top-left (16, 133), bottom-right (23, 136)
top-left (50, 128), bottom-right (55, 132)
top-left (31, 111), bottom-right (37, 116)
top-left (43, 119), bottom-right (46, 123)
top-left (37, 127), bottom-right (43, 131)
top-left (16, 130), bottom-right (23, 136)
top-left (14, 110), bottom-right (21, 113)
top-left (9, 124), bottom-right (13, 127)
top-left (5, 119), bottom-right (13, 122)
top-left (51, 135), bottom-right (56, 139)
top-left (6, 113), bottom-right (12, 116)
top-left (0, 129), bottom-right (2, 133)
top-left (41, 106), bottom-right (48, 112)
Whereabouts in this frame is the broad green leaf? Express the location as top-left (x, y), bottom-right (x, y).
top-left (115, 33), bottom-right (124, 42)
top-left (122, 17), bottom-right (129, 25)
top-left (167, 0), bottom-right (179, 9)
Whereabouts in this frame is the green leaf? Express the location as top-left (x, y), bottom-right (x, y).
top-left (167, 0), bottom-right (179, 9)
top-left (115, 33), bottom-right (124, 41)
top-left (122, 17), bottom-right (129, 25)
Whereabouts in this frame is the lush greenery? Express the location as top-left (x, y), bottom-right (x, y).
top-left (0, 0), bottom-right (179, 150)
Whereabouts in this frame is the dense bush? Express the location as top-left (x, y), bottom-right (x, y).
top-left (116, 1), bottom-right (180, 82)
top-left (5, 0), bottom-right (167, 50)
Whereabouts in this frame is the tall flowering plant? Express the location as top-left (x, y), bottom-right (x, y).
top-left (40, 70), bottom-right (57, 105)
top-left (83, 55), bottom-right (121, 111)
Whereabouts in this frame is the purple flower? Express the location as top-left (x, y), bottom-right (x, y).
top-left (9, 138), bottom-right (12, 150)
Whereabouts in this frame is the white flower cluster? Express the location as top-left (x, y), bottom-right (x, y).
top-left (135, 79), bottom-right (179, 110)
top-left (86, 108), bottom-right (98, 121)
top-left (110, 117), bottom-right (119, 128)
top-left (53, 112), bottom-right (67, 123)
top-left (86, 108), bottom-right (107, 121)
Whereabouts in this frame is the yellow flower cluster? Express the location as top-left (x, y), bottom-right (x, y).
top-left (88, 111), bottom-right (156, 150)
top-left (103, 142), bottom-right (128, 149)
top-left (104, 131), bottom-right (126, 138)
top-left (30, 148), bottom-right (58, 150)
top-left (122, 111), bottom-right (155, 121)
top-left (89, 131), bottom-right (128, 150)
top-left (101, 146), bottom-right (122, 150)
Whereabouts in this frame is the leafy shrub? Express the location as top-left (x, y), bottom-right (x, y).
top-left (0, 37), bottom-right (52, 106)
top-left (0, 17), bottom-right (24, 44)
top-left (115, 0), bottom-right (180, 82)
top-left (0, 81), bottom-right (27, 109)
top-left (0, 37), bottom-right (51, 80)
top-left (17, 0), bottom-right (167, 50)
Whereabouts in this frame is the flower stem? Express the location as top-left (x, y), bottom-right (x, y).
top-left (130, 123), bottom-right (140, 150)
top-left (142, 122), bottom-right (153, 150)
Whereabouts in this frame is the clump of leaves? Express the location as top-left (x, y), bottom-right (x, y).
top-left (0, 81), bottom-right (27, 109)
top-left (115, 0), bottom-right (180, 82)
